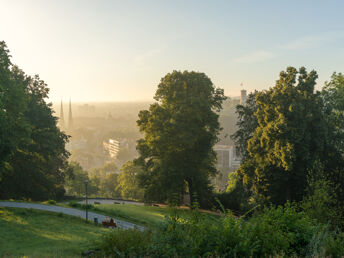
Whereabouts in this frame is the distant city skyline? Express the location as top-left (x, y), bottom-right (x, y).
top-left (1, 0), bottom-right (344, 102)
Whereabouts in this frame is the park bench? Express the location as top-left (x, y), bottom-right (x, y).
top-left (102, 218), bottom-right (117, 228)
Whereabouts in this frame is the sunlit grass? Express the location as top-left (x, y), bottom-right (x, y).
top-left (90, 203), bottom-right (193, 229)
top-left (0, 207), bottom-right (109, 257)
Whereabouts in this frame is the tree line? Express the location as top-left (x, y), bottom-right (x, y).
top-left (2, 38), bottom-right (344, 222)
top-left (64, 161), bottom-right (143, 200)
top-left (132, 67), bottom-right (344, 221)
top-left (0, 41), bottom-right (69, 200)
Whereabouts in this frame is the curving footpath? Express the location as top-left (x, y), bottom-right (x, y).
top-left (0, 201), bottom-right (144, 231)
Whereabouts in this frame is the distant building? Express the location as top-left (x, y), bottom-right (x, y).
top-left (68, 99), bottom-right (74, 129)
top-left (214, 145), bottom-right (241, 169)
top-left (59, 100), bottom-right (65, 129)
top-left (240, 89), bottom-right (247, 105)
top-left (103, 138), bottom-right (120, 159)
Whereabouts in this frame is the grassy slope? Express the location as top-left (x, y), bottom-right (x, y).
top-left (59, 201), bottom-right (219, 229)
top-left (0, 207), bottom-right (109, 257)
top-left (92, 204), bottom-right (170, 228)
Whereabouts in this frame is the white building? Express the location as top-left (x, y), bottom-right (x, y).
top-left (214, 145), bottom-right (241, 169)
top-left (103, 138), bottom-right (120, 159)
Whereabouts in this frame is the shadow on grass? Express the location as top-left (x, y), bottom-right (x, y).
top-left (0, 207), bottom-right (107, 257)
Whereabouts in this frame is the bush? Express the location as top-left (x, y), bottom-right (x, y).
top-left (324, 231), bottom-right (344, 257)
top-left (97, 229), bottom-right (151, 257)
top-left (81, 204), bottom-right (94, 210)
top-left (68, 201), bottom-right (93, 210)
top-left (96, 204), bottom-right (344, 257)
top-left (249, 203), bottom-right (317, 256)
top-left (68, 201), bottom-right (81, 208)
top-left (301, 177), bottom-right (341, 227)
top-left (47, 199), bottom-right (56, 205)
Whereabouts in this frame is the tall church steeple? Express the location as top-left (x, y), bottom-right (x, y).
top-left (59, 100), bottom-right (65, 129)
top-left (68, 98), bottom-right (73, 129)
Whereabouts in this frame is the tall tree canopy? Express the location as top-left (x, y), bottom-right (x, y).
top-left (117, 161), bottom-right (144, 200)
top-left (0, 41), bottom-right (69, 200)
top-left (321, 72), bottom-right (344, 210)
top-left (237, 67), bottom-right (331, 205)
top-left (231, 91), bottom-right (258, 160)
top-left (135, 71), bottom-right (226, 206)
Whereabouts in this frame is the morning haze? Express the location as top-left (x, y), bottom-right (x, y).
top-left (1, 1), bottom-right (344, 257)
top-left (2, 0), bottom-right (344, 102)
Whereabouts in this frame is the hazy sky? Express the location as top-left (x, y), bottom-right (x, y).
top-left (1, 0), bottom-right (344, 102)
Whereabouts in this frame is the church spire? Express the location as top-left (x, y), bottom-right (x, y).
top-left (59, 100), bottom-right (65, 129)
top-left (68, 98), bottom-right (73, 129)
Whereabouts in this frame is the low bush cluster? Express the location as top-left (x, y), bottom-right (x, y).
top-left (96, 204), bottom-right (344, 257)
top-left (68, 201), bottom-right (94, 210)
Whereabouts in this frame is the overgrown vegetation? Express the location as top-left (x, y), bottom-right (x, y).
top-left (95, 204), bottom-right (344, 257)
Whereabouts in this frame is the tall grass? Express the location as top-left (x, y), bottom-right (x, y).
top-left (96, 203), bottom-right (344, 257)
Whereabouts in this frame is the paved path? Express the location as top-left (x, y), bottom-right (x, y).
top-left (0, 202), bottom-right (144, 231)
top-left (78, 198), bottom-right (144, 206)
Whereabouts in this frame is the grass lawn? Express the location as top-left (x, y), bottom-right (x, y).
top-left (90, 204), bottom-right (170, 229)
top-left (88, 203), bottom-right (216, 229)
top-left (0, 207), bottom-right (109, 257)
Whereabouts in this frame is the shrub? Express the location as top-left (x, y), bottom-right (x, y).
top-left (96, 204), bottom-right (344, 257)
top-left (97, 229), bottom-right (151, 257)
top-left (324, 231), bottom-right (344, 257)
top-left (81, 204), bottom-right (94, 210)
top-left (68, 201), bottom-right (81, 208)
top-left (249, 203), bottom-right (317, 256)
top-left (47, 199), bottom-right (56, 205)
top-left (214, 172), bottom-right (251, 215)
top-left (150, 203), bottom-right (321, 257)
top-left (301, 177), bottom-right (341, 227)
top-left (68, 201), bottom-right (93, 210)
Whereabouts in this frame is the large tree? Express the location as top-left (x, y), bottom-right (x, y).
top-left (135, 71), bottom-right (226, 206)
top-left (231, 91), bottom-right (258, 160)
top-left (0, 42), bottom-right (30, 181)
top-left (238, 67), bottom-right (329, 204)
top-left (321, 72), bottom-right (344, 212)
top-left (117, 161), bottom-right (144, 200)
top-left (0, 41), bottom-right (69, 200)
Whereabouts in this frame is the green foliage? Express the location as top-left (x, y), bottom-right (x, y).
top-left (96, 229), bottom-right (151, 257)
top-left (213, 171), bottom-right (251, 214)
top-left (67, 201), bottom-right (93, 210)
top-left (47, 199), bottom-right (56, 205)
top-left (321, 72), bottom-right (344, 217)
top-left (88, 162), bottom-right (121, 198)
top-left (301, 162), bottom-right (341, 227)
top-left (86, 203), bottom-right (172, 229)
top-left (116, 161), bottom-right (144, 200)
top-left (237, 67), bottom-right (332, 205)
top-left (68, 201), bottom-right (81, 208)
top-left (0, 41), bottom-right (69, 200)
top-left (64, 162), bottom-right (89, 196)
top-left (150, 204), bottom-right (316, 257)
top-left (96, 204), bottom-right (344, 257)
top-left (323, 231), bottom-right (344, 258)
top-left (135, 70), bottom-right (226, 206)
top-left (231, 91), bottom-right (258, 159)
